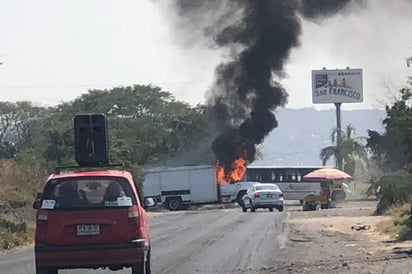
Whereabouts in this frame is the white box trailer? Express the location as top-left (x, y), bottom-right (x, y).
top-left (143, 165), bottom-right (295, 210)
top-left (143, 165), bottom-right (220, 210)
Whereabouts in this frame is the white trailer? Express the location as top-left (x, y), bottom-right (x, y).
top-left (143, 165), bottom-right (220, 210)
top-left (143, 165), bottom-right (286, 210)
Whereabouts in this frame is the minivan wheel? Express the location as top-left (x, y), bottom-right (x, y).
top-left (146, 248), bottom-right (152, 274)
top-left (36, 268), bottom-right (57, 274)
top-left (132, 254), bottom-right (146, 274)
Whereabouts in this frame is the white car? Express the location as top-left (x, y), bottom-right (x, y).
top-left (241, 183), bottom-right (284, 212)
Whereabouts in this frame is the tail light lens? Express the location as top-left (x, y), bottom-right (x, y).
top-left (279, 192), bottom-right (284, 198)
top-left (254, 192), bottom-right (260, 198)
top-left (35, 210), bottom-right (48, 241)
top-left (128, 206), bottom-right (140, 239)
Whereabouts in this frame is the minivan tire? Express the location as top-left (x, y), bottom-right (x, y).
top-left (132, 252), bottom-right (150, 274)
top-left (36, 268), bottom-right (58, 274)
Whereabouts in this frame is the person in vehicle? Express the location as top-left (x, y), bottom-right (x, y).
top-left (58, 181), bottom-right (87, 207)
top-left (103, 182), bottom-right (125, 204)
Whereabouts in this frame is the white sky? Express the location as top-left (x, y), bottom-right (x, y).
top-left (0, 0), bottom-right (411, 110)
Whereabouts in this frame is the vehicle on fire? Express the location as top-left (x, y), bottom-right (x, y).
top-left (241, 183), bottom-right (284, 212)
top-left (33, 168), bottom-right (155, 274)
top-left (143, 165), bottom-right (257, 210)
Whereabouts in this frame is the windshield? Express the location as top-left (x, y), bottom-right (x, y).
top-left (41, 176), bottom-right (136, 210)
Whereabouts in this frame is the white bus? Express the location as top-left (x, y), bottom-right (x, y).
top-left (244, 166), bottom-right (330, 201)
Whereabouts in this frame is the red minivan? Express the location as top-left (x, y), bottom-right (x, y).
top-left (33, 169), bottom-right (154, 274)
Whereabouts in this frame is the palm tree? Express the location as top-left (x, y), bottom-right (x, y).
top-left (320, 124), bottom-right (368, 176)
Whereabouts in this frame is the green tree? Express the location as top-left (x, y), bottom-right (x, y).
top-left (367, 84), bottom-right (412, 172)
top-left (0, 101), bottom-right (48, 159)
top-left (320, 124), bottom-right (368, 176)
top-left (34, 84), bottom-right (216, 173)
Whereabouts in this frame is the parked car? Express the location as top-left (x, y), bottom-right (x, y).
top-left (241, 183), bottom-right (284, 212)
top-left (33, 169), bottom-right (155, 274)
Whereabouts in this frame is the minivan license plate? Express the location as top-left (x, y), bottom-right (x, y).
top-left (77, 224), bottom-right (100, 236)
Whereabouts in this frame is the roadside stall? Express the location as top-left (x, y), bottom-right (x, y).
top-left (302, 168), bottom-right (353, 211)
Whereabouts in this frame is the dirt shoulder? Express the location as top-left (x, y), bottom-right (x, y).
top-left (266, 200), bottom-right (412, 274)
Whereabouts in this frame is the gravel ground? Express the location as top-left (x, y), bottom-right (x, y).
top-left (263, 200), bottom-right (412, 274)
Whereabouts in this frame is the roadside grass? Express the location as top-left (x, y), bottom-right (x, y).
top-left (0, 159), bottom-right (48, 251)
top-left (0, 214), bottom-right (35, 250)
top-left (378, 203), bottom-right (412, 241)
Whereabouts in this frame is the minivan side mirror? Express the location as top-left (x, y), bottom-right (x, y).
top-left (143, 197), bottom-right (156, 209)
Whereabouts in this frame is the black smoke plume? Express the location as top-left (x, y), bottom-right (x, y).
top-left (167, 0), bottom-right (357, 175)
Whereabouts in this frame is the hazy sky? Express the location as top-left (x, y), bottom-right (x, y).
top-left (1, 0), bottom-right (411, 110)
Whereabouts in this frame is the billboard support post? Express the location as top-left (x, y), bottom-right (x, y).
top-left (334, 102), bottom-right (343, 170)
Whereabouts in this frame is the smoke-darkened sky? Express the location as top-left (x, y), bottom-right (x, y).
top-left (0, 0), bottom-right (411, 110)
top-left (157, 0), bottom-right (412, 111)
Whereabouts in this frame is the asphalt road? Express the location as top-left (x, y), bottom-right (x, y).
top-left (0, 206), bottom-right (287, 274)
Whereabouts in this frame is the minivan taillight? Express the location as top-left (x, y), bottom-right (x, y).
top-left (128, 206), bottom-right (140, 239)
top-left (279, 192), bottom-right (284, 198)
top-left (254, 192), bottom-right (260, 198)
top-left (36, 210), bottom-right (48, 241)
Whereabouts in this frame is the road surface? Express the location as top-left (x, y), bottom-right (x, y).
top-left (0, 206), bottom-right (287, 274)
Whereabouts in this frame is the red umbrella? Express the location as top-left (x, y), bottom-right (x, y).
top-left (303, 168), bottom-right (353, 180)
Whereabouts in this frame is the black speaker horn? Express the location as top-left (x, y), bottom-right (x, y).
top-left (74, 114), bottom-right (109, 167)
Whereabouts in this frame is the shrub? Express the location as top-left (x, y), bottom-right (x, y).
top-left (366, 171), bottom-right (412, 215)
top-left (0, 215), bottom-right (31, 250)
top-left (384, 203), bottom-right (412, 240)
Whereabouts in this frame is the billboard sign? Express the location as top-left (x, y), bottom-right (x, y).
top-left (312, 68), bottom-right (363, 104)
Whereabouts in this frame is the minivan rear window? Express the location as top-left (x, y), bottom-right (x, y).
top-left (41, 177), bottom-right (136, 210)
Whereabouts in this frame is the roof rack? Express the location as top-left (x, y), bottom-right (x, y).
top-left (54, 163), bottom-right (124, 175)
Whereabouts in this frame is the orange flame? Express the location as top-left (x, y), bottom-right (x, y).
top-left (216, 157), bottom-right (247, 185)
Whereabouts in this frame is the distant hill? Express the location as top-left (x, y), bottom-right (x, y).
top-left (252, 107), bottom-right (386, 166)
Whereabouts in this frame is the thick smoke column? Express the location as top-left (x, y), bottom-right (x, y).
top-left (168, 0), bottom-right (355, 177)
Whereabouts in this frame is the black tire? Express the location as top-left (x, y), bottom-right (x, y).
top-left (242, 205), bottom-right (247, 212)
top-left (36, 268), bottom-right (57, 274)
top-left (250, 202), bottom-right (256, 212)
top-left (236, 191), bottom-right (247, 207)
top-left (146, 248), bottom-right (152, 274)
top-left (132, 254), bottom-right (146, 274)
top-left (269, 207), bottom-right (274, 212)
top-left (165, 197), bottom-right (182, 211)
top-left (277, 206), bottom-right (284, 212)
